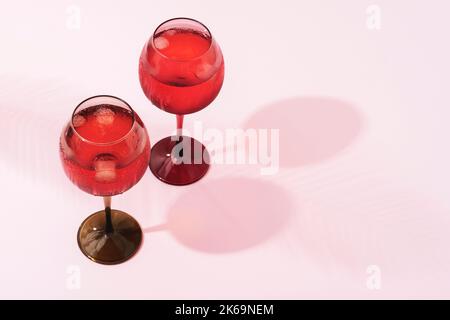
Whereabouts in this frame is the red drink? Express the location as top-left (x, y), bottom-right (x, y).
top-left (60, 96), bottom-right (149, 265)
top-left (139, 27), bottom-right (224, 114)
top-left (139, 18), bottom-right (224, 186)
top-left (60, 103), bottom-right (150, 196)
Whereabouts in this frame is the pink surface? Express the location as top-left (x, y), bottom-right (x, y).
top-left (1, 0), bottom-right (450, 299)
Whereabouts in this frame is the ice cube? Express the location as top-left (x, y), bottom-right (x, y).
top-left (72, 114), bottom-right (86, 127)
top-left (94, 107), bottom-right (115, 125)
top-left (195, 62), bottom-right (213, 81)
top-left (165, 29), bottom-right (177, 36)
top-left (94, 159), bottom-right (116, 182)
top-left (154, 36), bottom-right (169, 50)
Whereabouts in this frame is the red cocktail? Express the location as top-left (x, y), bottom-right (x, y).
top-left (139, 17), bottom-right (224, 185)
top-left (60, 95), bottom-right (150, 265)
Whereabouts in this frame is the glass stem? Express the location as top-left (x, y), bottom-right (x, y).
top-left (104, 196), bottom-right (114, 235)
top-left (176, 114), bottom-right (184, 157)
top-left (176, 114), bottom-right (184, 138)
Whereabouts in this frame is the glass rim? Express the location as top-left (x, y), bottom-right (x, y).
top-left (70, 95), bottom-right (137, 146)
top-left (151, 17), bottom-right (213, 62)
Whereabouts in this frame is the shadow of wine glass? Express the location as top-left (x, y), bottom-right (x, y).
top-left (243, 96), bottom-right (363, 168)
top-left (142, 96), bottom-right (363, 254)
top-left (144, 177), bottom-right (294, 253)
top-left (0, 77), bottom-right (76, 187)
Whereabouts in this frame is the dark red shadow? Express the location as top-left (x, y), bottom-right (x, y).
top-left (243, 97), bottom-right (363, 168)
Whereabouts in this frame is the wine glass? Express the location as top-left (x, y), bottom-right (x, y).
top-left (59, 95), bottom-right (150, 265)
top-left (139, 17), bottom-right (224, 185)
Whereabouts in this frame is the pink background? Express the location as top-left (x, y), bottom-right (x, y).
top-left (1, 0), bottom-right (450, 299)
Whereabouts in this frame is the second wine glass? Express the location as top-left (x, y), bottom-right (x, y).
top-left (139, 17), bottom-right (224, 185)
top-left (59, 95), bottom-right (150, 265)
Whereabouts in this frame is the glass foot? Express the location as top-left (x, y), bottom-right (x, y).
top-left (77, 209), bottom-right (142, 265)
top-left (149, 135), bottom-right (210, 186)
